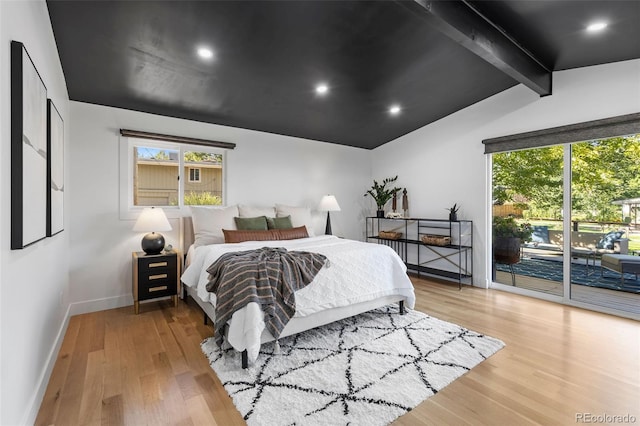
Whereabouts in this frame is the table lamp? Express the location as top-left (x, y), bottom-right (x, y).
top-left (318, 195), bottom-right (341, 235)
top-left (133, 207), bottom-right (172, 255)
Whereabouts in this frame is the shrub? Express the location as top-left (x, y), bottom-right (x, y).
top-left (184, 191), bottom-right (222, 206)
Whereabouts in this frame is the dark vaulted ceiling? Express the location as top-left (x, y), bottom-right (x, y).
top-left (46, 0), bottom-right (640, 149)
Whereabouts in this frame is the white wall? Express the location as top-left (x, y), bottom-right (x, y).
top-left (68, 102), bottom-right (372, 313)
top-left (372, 59), bottom-right (640, 288)
top-left (0, 1), bottom-right (70, 425)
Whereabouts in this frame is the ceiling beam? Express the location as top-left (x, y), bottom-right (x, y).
top-left (398, 0), bottom-right (552, 96)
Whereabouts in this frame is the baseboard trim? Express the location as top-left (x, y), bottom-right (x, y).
top-left (69, 294), bottom-right (133, 316)
top-left (21, 304), bottom-right (72, 426)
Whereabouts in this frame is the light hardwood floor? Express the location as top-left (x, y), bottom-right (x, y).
top-left (36, 277), bottom-right (640, 425)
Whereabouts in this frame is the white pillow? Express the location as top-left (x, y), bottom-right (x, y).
top-left (238, 204), bottom-right (276, 218)
top-left (190, 205), bottom-right (239, 247)
top-left (275, 204), bottom-right (315, 237)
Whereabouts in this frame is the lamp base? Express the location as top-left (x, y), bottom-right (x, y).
top-left (141, 232), bottom-right (165, 255)
top-left (325, 212), bottom-right (332, 235)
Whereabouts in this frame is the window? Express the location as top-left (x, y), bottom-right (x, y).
top-left (188, 168), bottom-right (201, 182)
top-left (120, 138), bottom-right (225, 218)
top-left (134, 146), bottom-right (179, 207)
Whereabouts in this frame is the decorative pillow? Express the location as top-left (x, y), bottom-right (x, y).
top-left (266, 215), bottom-right (293, 230)
top-left (238, 204), bottom-right (276, 218)
top-left (596, 231), bottom-right (624, 249)
top-left (235, 216), bottom-right (268, 230)
top-left (275, 204), bottom-right (315, 236)
top-left (531, 226), bottom-right (550, 244)
top-left (273, 226), bottom-right (309, 240)
top-left (190, 205), bottom-right (238, 247)
top-left (223, 229), bottom-right (277, 243)
top-left (222, 226), bottom-right (309, 243)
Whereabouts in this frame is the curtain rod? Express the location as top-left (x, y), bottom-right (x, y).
top-left (120, 129), bottom-right (236, 150)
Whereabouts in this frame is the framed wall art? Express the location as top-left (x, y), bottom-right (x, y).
top-left (11, 41), bottom-right (48, 249)
top-left (47, 99), bottom-right (64, 236)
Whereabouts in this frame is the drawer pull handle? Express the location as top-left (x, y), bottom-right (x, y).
top-left (149, 274), bottom-right (168, 280)
top-left (149, 262), bottom-right (168, 268)
top-left (149, 285), bottom-right (168, 292)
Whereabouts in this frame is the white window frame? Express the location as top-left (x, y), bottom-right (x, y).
top-left (188, 167), bottom-right (201, 183)
top-left (119, 136), bottom-right (226, 219)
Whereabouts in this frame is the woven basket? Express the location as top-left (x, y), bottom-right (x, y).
top-left (379, 231), bottom-right (402, 240)
top-left (421, 234), bottom-right (451, 246)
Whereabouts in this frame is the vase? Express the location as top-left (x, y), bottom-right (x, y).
top-left (376, 210), bottom-right (385, 218)
top-left (449, 212), bottom-right (457, 221)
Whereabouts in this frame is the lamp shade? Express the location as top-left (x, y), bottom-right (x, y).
top-left (318, 195), bottom-right (341, 212)
top-left (133, 207), bottom-right (172, 232)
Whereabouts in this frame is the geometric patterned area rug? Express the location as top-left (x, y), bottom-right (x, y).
top-left (201, 305), bottom-right (504, 425)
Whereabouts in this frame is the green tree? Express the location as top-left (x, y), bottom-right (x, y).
top-left (492, 135), bottom-right (640, 222)
top-left (151, 150), bottom-right (170, 160)
top-left (571, 135), bottom-right (640, 221)
top-left (493, 145), bottom-right (564, 218)
top-left (184, 152), bottom-right (222, 163)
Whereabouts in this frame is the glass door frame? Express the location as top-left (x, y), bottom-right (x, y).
top-left (488, 143), bottom-right (639, 320)
top-left (562, 144), bottom-right (571, 301)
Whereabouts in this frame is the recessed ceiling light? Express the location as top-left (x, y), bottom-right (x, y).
top-left (586, 22), bottom-right (607, 32)
top-left (197, 46), bottom-right (214, 59)
top-left (389, 105), bottom-right (402, 115)
top-left (315, 84), bottom-right (329, 95)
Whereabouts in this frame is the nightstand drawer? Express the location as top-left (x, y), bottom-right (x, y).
top-left (138, 256), bottom-right (177, 274)
top-left (138, 276), bottom-right (177, 300)
top-left (138, 265), bottom-right (177, 285)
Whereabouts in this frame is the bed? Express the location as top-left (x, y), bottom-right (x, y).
top-left (180, 213), bottom-right (416, 368)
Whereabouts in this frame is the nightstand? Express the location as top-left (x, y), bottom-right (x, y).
top-left (132, 250), bottom-right (181, 314)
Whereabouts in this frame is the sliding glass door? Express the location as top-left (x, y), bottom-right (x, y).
top-left (492, 146), bottom-right (564, 296)
top-left (490, 134), bottom-right (640, 317)
top-left (569, 135), bottom-right (640, 313)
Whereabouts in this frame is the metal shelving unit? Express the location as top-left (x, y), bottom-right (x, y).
top-left (366, 217), bottom-right (473, 289)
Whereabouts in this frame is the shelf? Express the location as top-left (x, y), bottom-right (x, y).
top-left (406, 264), bottom-right (472, 280)
top-left (368, 236), bottom-right (470, 248)
top-left (366, 217), bottom-right (473, 289)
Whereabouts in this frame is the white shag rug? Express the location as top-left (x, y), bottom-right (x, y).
top-left (201, 305), bottom-right (504, 425)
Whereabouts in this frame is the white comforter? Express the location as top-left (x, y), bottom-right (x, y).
top-left (181, 235), bottom-right (415, 361)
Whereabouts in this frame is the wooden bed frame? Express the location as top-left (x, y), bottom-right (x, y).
top-left (180, 216), bottom-right (407, 368)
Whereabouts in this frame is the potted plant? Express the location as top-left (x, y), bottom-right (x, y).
top-left (365, 176), bottom-right (401, 218)
top-left (447, 203), bottom-right (460, 221)
top-left (492, 216), bottom-right (532, 264)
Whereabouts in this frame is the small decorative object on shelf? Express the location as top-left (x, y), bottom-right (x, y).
top-left (421, 234), bottom-right (451, 246)
top-left (402, 188), bottom-right (409, 217)
top-left (447, 203), bottom-right (460, 222)
top-left (365, 176), bottom-right (401, 219)
top-left (379, 230), bottom-right (403, 240)
top-left (386, 211), bottom-right (403, 219)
